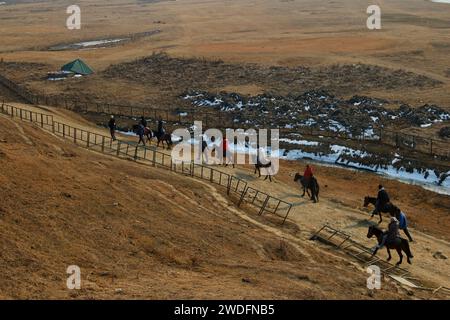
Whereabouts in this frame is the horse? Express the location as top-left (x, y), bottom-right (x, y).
top-left (363, 196), bottom-right (397, 224)
top-left (154, 130), bottom-right (173, 149)
top-left (367, 225), bottom-right (413, 265)
top-left (132, 125), bottom-right (154, 144)
top-left (294, 173), bottom-right (319, 203)
top-left (254, 156), bottom-right (273, 182)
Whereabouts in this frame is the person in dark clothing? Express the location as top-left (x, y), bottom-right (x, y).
top-left (139, 116), bottom-right (148, 128)
top-left (157, 119), bottom-right (165, 136)
top-left (137, 124), bottom-right (146, 146)
top-left (371, 184), bottom-right (390, 218)
top-left (372, 211), bottom-right (400, 253)
top-left (108, 115), bottom-right (117, 141)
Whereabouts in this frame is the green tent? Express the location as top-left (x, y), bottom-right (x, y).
top-left (61, 59), bottom-right (94, 75)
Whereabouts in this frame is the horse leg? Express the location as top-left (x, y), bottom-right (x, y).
top-left (396, 247), bottom-right (403, 265)
top-left (386, 248), bottom-right (392, 261)
top-left (378, 212), bottom-right (383, 224)
top-left (268, 175), bottom-right (272, 182)
top-left (301, 187), bottom-right (305, 197)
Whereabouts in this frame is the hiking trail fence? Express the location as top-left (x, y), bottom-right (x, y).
top-left (0, 102), bottom-right (293, 225)
top-left (0, 71), bottom-right (448, 159)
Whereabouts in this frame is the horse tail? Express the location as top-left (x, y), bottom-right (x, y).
top-left (402, 239), bottom-right (414, 259)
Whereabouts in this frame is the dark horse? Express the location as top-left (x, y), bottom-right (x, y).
top-left (254, 157), bottom-right (273, 182)
top-left (363, 196), bottom-right (397, 224)
top-left (367, 225), bottom-right (413, 265)
top-left (294, 173), bottom-right (319, 203)
top-left (132, 125), bottom-right (154, 145)
top-left (153, 130), bottom-right (173, 149)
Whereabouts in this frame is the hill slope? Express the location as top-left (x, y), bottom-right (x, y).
top-left (1, 113), bottom-right (419, 299)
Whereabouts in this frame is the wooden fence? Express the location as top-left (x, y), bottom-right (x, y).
top-left (0, 102), bottom-right (294, 225)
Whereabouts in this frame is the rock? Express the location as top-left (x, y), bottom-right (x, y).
top-left (438, 126), bottom-right (450, 139)
top-left (433, 251), bottom-right (447, 260)
top-left (61, 192), bottom-right (72, 198)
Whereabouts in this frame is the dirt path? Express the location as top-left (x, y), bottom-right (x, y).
top-left (7, 102), bottom-right (450, 291)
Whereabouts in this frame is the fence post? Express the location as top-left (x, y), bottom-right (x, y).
top-left (40, 113), bottom-right (43, 127)
top-left (87, 132), bottom-right (90, 147)
top-left (430, 139), bottom-right (433, 156)
top-left (116, 141), bottom-right (121, 156)
top-left (134, 146), bottom-right (138, 160)
top-left (152, 150), bottom-right (156, 166)
top-left (20, 109), bottom-right (23, 120)
top-left (101, 136), bottom-right (105, 152)
top-left (282, 205), bottom-right (292, 225)
top-left (63, 124), bottom-right (66, 138)
top-left (259, 196), bottom-right (270, 216)
top-left (226, 176), bottom-right (232, 195)
top-left (74, 128), bottom-right (77, 143)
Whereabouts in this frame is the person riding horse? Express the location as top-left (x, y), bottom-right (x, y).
top-left (157, 119), bottom-right (165, 137)
top-left (139, 116), bottom-right (148, 129)
top-left (303, 164), bottom-right (314, 188)
top-left (372, 212), bottom-right (400, 254)
top-left (372, 185), bottom-right (391, 219)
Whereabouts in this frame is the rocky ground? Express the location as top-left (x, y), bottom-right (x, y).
top-left (182, 89), bottom-right (450, 137)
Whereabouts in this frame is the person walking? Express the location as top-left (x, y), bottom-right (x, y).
top-left (108, 115), bottom-right (117, 141)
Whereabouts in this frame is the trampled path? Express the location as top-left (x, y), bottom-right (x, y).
top-left (4, 102), bottom-right (450, 292)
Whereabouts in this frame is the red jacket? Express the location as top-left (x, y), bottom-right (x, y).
top-left (304, 166), bottom-right (313, 178)
top-left (222, 139), bottom-right (228, 152)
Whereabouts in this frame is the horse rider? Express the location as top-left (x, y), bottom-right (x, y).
top-left (196, 134), bottom-right (209, 163)
top-left (157, 118), bottom-right (165, 136)
top-left (108, 115), bottom-right (117, 141)
top-left (371, 184), bottom-right (390, 218)
top-left (222, 138), bottom-right (235, 168)
top-left (137, 120), bottom-right (146, 146)
top-left (372, 211), bottom-right (400, 253)
top-left (139, 116), bottom-right (148, 128)
top-left (394, 206), bottom-right (414, 242)
top-left (303, 164), bottom-right (314, 189)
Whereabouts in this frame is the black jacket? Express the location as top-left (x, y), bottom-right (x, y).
top-left (108, 118), bottom-right (116, 130)
top-left (140, 119), bottom-right (148, 128)
top-left (377, 188), bottom-right (390, 206)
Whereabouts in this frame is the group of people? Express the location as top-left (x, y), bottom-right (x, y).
top-left (198, 135), bottom-right (235, 167)
top-left (108, 114), bottom-right (414, 254)
top-left (108, 115), bottom-right (166, 145)
top-left (371, 184), bottom-right (414, 253)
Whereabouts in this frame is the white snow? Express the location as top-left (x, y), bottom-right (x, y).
top-left (278, 138), bottom-right (319, 146)
top-left (75, 38), bottom-right (126, 48)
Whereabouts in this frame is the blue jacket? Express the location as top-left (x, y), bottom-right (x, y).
top-left (398, 212), bottom-right (408, 230)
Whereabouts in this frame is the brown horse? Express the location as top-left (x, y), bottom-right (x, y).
top-left (363, 196), bottom-right (397, 224)
top-left (367, 225), bottom-right (413, 265)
